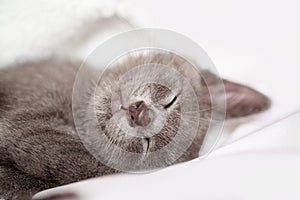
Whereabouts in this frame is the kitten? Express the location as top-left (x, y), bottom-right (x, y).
top-left (0, 52), bottom-right (270, 200)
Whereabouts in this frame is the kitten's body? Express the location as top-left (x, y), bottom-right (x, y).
top-left (0, 62), bottom-right (119, 199)
top-left (0, 59), bottom-right (202, 199)
top-left (0, 54), bottom-right (270, 200)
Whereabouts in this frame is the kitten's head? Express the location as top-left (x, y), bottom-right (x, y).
top-left (81, 50), bottom-right (270, 171)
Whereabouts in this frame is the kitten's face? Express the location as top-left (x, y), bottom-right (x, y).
top-left (100, 82), bottom-right (181, 153)
top-left (78, 50), bottom-right (270, 171)
top-left (91, 52), bottom-right (206, 169)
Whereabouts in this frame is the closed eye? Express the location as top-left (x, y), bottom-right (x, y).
top-left (164, 96), bottom-right (177, 109)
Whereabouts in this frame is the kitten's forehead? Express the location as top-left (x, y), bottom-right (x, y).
top-left (100, 50), bottom-right (202, 98)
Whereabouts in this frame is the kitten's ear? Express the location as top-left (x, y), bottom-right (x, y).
top-left (201, 71), bottom-right (271, 118)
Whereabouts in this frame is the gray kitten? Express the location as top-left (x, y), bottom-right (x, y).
top-left (0, 52), bottom-right (270, 200)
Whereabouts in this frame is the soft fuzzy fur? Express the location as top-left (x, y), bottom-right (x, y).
top-left (0, 51), bottom-right (270, 199)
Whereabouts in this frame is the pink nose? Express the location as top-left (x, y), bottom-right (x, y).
top-left (128, 101), bottom-right (151, 126)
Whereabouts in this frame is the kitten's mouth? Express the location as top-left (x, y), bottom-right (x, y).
top-left (144, 137), bottom-right (151, 155)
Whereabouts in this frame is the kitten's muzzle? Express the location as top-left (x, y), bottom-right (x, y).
top-left (128, 101), bottom-right (151, 127)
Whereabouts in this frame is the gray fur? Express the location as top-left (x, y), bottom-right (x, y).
top-left (0, 53), bottom-right (270, 200)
